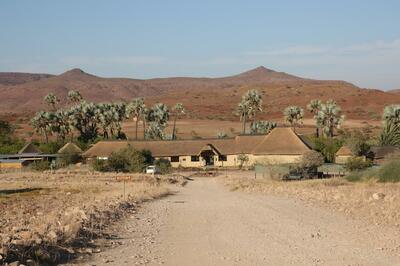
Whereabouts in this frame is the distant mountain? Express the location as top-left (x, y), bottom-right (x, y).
top-left (388, 89), bottom-right (400, 94)
top-left (0, 72), bottom-right (54, 86)
top-left (0, 66), bottom-right (398, 120)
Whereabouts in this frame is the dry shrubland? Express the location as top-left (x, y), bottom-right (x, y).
top-left (0, 168), bottom-right (184, 265)
top-left (221, 172), bottom-right (400, 228)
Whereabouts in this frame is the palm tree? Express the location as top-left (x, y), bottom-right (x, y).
top-left (283, 106), bottom-right (304, 132)
top-left (145, 103), bottom-right (169, 140)
top-left (244, 89), bottom-right (263, 126)
top-left (31, 111), bottom-right (53, 143)
top-left (142, 107), bottom-right (149, 140)
top-left (52, 110), bottom-right (73, 142)
top-left (235, 101), bottom-right (251, 134)
top-left (171, 103), bottom-right (185, 140)
top-left (317, 100), bottom-right (344, 137)
top-left (307, 99), bottom-right (322, 137)
top-left (44, 93), bottom-right (59, 111)
top-left (379, 105), bottom-right (400, 145)
top-left (127, 98), bottom-right (145, 140)
top-left (67, 90), bottom-right (83, 104)
top-left (250, 121), bottom-right (277, 135)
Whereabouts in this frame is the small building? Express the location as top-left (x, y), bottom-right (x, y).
top-left (83, 127), bottom-right (311, 168)
top-left (369, 146), bottom-right (400, 164)
top-left (335, 146), bottom-right (354, 164)
top-left (0, 159), bottom-right (29, 170)
top-left (18, 143), bottom-right (41, 154)
top-left (0, 143), bottom-right (58, 165)
top-left (58, 142), bottom-right (83, 154)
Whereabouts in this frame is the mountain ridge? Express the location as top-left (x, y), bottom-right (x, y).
top-left (0, 66), bottom-right (397, 120)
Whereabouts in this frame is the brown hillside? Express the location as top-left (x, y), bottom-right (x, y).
top-left (0, 72), bottom-right (54, 86)
top-left (0, 66), bottom-right (398, 120)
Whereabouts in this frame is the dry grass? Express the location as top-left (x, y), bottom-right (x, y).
top-left (0, 168), bottom-right (183, 265)
top-left (221, 172), bottom-right (400, 228)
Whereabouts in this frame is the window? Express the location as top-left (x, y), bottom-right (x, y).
top-left (191, 156), bottom-right (200, 162)
top-left (219, 155), bottom-right (227, 161)
top-left (171, 156), bottom-right (179, 162)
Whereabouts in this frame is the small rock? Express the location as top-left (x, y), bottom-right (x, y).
top-left (9, 261), bottom-right (20, 266)
top-left (372, 192), bottom-right (385, 200)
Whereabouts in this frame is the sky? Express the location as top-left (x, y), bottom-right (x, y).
top-left (1, 0), bottom-right (400, 90)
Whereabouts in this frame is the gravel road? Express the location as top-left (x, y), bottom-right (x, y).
top-left (74, 178), bottom-right (400, 266)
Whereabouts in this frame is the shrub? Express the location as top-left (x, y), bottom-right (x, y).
top-left (38, 141), bottom-right (63, 154)
top-left (91, 158), bottom-right (109, 172)
top-left (237, 154), bottom-right (249, 169)
top-left (141, 149), bottom-right (154, 165)
top-left (154, 158), bottom-right (172, 174)
top-left (379, 160), bottom-right (400, 182)
top-left (312, 137), bottom-right (343, 163)
top-left (297, 151), bottom-right (324, 178)
top-left (30, 160), bottom-right (51, 171)
top-left (345, 168), bottom-right (378, 182)
top-left (92, 146), bottom-right (151, 173)
top-left (107, 147), bottom-right (146, 172)
top-left (56, 152), bottom-right (82, 168)
top-left (344, 157), bottom-right (372, 171)
top-left (344, 130), bottom-right (371, 156)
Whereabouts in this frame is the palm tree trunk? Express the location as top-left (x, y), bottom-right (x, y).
top-left (172, 115), bottom-right (177, 140)
top-left (143, 119), bottom-right (146, 140)
top-left (135, 118), bottom-right (138, 140)
top-left (44, 131), bottom-right (48, 143)
top-left (242, 114), bottom-right (247, 134)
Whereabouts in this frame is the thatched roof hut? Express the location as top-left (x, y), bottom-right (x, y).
top-left (58, 142), bottom-right (83, 154)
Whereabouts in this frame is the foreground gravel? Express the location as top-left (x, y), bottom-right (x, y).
top-left (70, 178), bottom-right (400, 266)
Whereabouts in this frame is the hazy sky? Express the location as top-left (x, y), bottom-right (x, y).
top-left (1, 1), bottom-right (400, 90)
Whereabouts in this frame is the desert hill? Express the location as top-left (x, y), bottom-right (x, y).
top-left (0, 66), bottom-right (398, 120)
top-left (0, 72), bottom-right (54, 86)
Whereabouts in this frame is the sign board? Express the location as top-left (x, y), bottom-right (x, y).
top-left (115, 176), bottom-right (132, 182)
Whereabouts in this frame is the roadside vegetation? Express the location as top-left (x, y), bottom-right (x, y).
top-left (0, 170), bottom-right (189, 265)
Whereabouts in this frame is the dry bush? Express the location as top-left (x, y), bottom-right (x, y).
top-left (0, 170), bottom-right (170, 265)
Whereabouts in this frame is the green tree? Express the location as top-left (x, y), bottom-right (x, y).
top-left (44, 93), bottom-right (59, 111)
top-left (244, 89), bottom-right (263, 126)
top-left (146, 103), bottom-right (169, 140)
top-left (250, 121), bottom-right (277, 135)
top-left (283, 106), bottom-right (304, 132)
top-left (69, 101), bottom-right (100, 142)
top-left (171, 103), bottom-right (185, 140)
top-left (317, 100), bottom-right (344, 138)
top-left (235, 101), bottom-right (251, 134)
top-left (307, 99), bottom-right (323, 137)
top-left (217, 132), bottom-right (228, 139)
top-left (67, 90), bottom-right (82, 104)
top-left (127, 98), bottom-right (146, 140)
top-left (379, 105), bottom-right (400, 145)
top-left (31, 111), bottom-right (53, 143)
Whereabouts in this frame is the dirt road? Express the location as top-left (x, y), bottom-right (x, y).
top-left (76, 178), bottom-right (400, 265)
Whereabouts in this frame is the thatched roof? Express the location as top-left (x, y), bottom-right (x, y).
top-left (370, 146), bottom-right (400, 159)
top-left (58, 142), bottom-right (83, 154)
top-left (83, 138), bottom-right (238, 158)
top-left (336, 145), bottom-right (354, 156)
top-left (234, 135), bottom-right (265, 154)
top-left (83, 128), bottom-right (310, 158)
top-left (252, 128), bottom-right (310, 155)
top-left (18, 143), bottom-right (41, 154)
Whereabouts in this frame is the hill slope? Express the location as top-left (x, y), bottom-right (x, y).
top-left (0, 66), bottom-right (397, 120)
